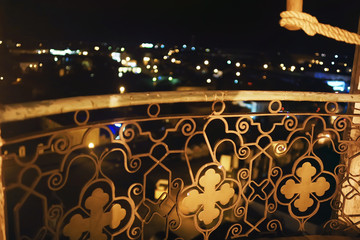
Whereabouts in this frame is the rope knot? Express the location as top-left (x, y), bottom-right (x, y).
top-left (280, 11), bottom-right (318, 36)
top-left (279, 10), bottom-right (360, 45)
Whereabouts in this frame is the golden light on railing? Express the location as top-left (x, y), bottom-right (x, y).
top-left (1, 91), bottom-right (360, 239)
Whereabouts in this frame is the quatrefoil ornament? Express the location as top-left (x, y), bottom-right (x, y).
top-left (275, 156), bottom-right (336, 230)
top-left (180, 163), bottom-right (240, 231)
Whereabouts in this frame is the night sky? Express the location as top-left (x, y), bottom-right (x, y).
top-left (0, 0), bottom-right (359, 54)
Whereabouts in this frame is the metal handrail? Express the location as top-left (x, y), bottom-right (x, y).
top-left (1, 90), bottom-right (359, 123)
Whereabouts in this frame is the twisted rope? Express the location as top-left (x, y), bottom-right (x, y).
top-left (280, 11), bottom-right (360, 45)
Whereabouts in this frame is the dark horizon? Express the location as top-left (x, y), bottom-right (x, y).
top-left (0, 0), bottom-right (359, 55)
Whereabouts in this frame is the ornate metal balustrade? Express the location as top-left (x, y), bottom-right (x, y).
top-left (1, 90), bottom-right (360, 239)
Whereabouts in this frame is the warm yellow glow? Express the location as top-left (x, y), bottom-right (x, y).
top-left (282, 66), bottom-right (286, 71)
top-left (152, 77), bottom-right (157, 82)
top-left (39, 63), bottom-right (43, 67)
top-left (204, 60), bottom-right (209, 65)
top-left (0, 77), bottom-right (3, 80)
top-left (16, 78), bottom-right (21, 82)
top-left (236, 62), bottom-right (241, 67)
top-left (163, 56), bottom-right (168, 60)
top-left (154, 69), bottom-right (158, 73)
top-left (236, 72), bottom-right (241, 76)
top-left (82, 51), bottom-right (88, 56)
top-left (125, 57), bottom-right (130, 61)
top-left (308, 64), bottom-right (312, 67)
top-left (146, 65), bottom-right (151, 69)
top-left (206, 78), bottom-right (211, 83)
top-left (119, 86), bottom-right (125, 94)
top-left (16, 43), bottom-right (21, 47)
top-left (171, 58), bottom-right (176, 63)
top-left (120, 47), bottom-right (125, 52)
top-left (336, 69), bottom-right (340, 73)
top-left (154, 179), bottom-right (168, 200)
top-left (319, 61), bottom-right (324, 65)
top-left (220, 155), bottom-right (232, 171)
top-left (324, 68), bottom-right (329, 72)
top-left (263, 64), bottom-right (268, 69)
top-left (344, 63), bottom-right (348, 67)
top-left (153, 65), bottom-right (158, 69)
top-left (168, 76), bottom-right (173, 81)
top-left (290, 66), bottom-right (296, 72)
top-left (300, 67), bottom-right (304, 71)
top-left (94, 46), bottom-right (100, 51)
top-left (213, 69), bottom-right (219, 73)
top-left (280, 63), bottom-right (284, 67)
top-left (143, 56), bottom-right (150, 62)
top-left (196, 65), bottom-right (201, 70)
top-left (88, 142), bottom-right (95, 148)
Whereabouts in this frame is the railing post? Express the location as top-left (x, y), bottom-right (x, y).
top-left (0, 128), bottom-right (5, 240)
top-left (343, 17), bottom-right (360, 225)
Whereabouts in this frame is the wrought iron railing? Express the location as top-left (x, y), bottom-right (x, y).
top-left (1, 90), bottom-right (360, 239)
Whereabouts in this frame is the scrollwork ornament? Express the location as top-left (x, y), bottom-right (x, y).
top-left (267, 219), bottom-right (282, 232)
top-left (169, 219), bottom-right (180, 231)
top-left (334, 117), bottom-right (349, 132)
top-left (49, 205), bottom-right (63, 220)
top-left (330, 198), bottom-right (342, 211)
top-left (238, 168), bottom-right (250, 181)
top-left (180, 118), bottom-right (196, 136)
top-left (334, 164), bottom-right (347, 176)
top-left (238, 146), bottom-right (250, 159)
top-left (225, 223), bottom-right (243, 239)
top-left (337, 142), bottom-right (348, 153)
top-left (324, 219), bottom-right (348, 231)
top-left (236, 117), bottom-right (251, 134)
top-left (128, 183), bottom-right (143, 197)
top-left (284, 115), bottom-right (298, 131)
top-left (127, 226), bottom-right (141, 239)
top-left (127, 157), bottom-right (142, 173)
top-left (48, 172), bottom-right (63, 191)
top-left (274, 143), bottom-right (287, 155)
top-left (171, 178), bottom-right (184, 190)
top-left (271, 166), bottom-right (282, 178)
top-left (234, 206), bottom-right (245, 217)
top-left (120, 124), bottom-right (136, 142)
top-left (50, 134), bottom-right (72, 154)
top-left (48, 205), bottom-right (63, 231)
top-left (267, 202), bottom-right (277, 213)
